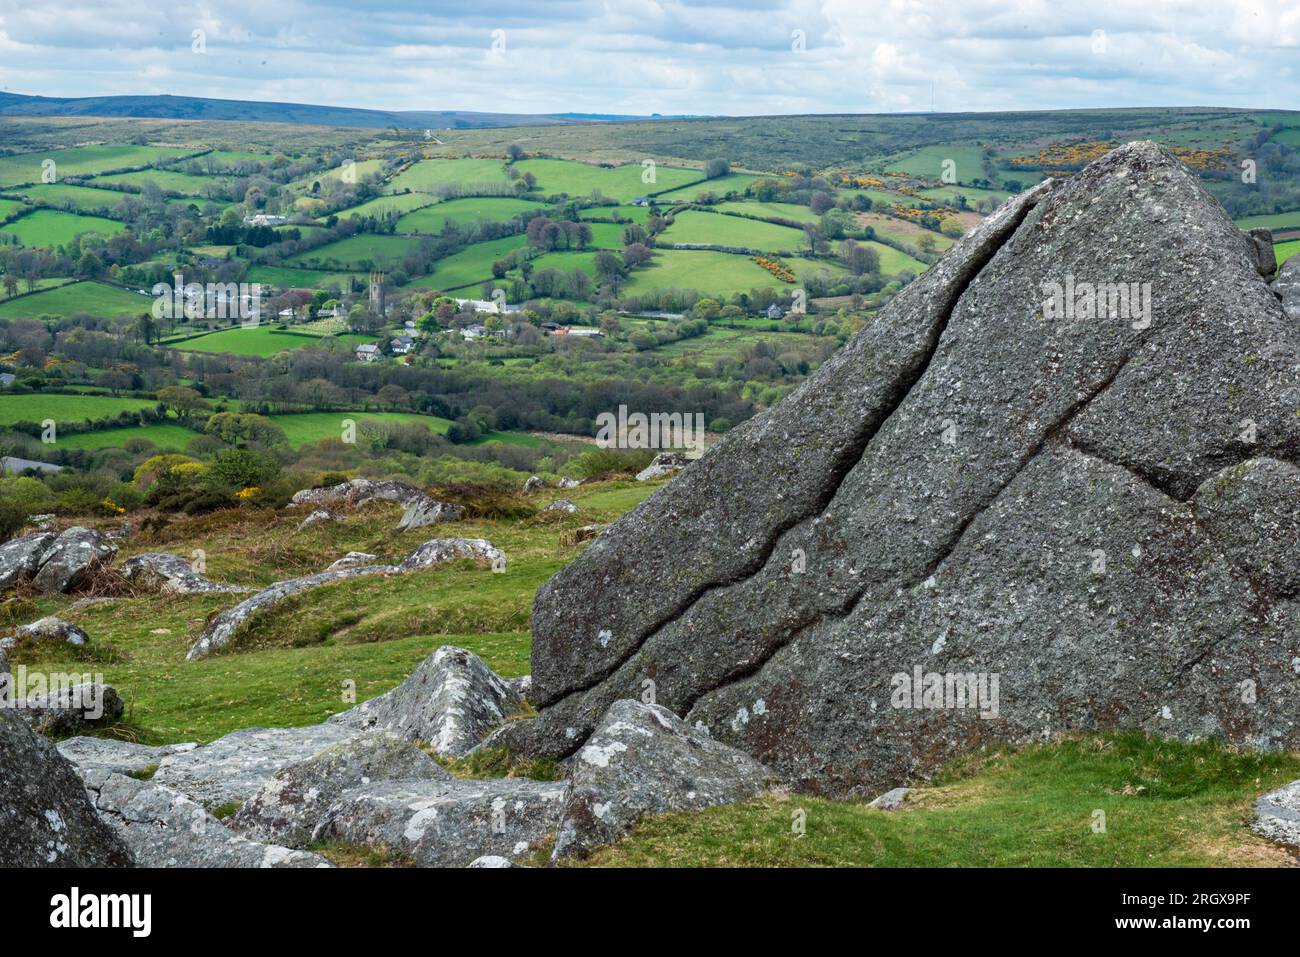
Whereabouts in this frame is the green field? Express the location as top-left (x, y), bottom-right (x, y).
top-left (659, 209), bottom-right (811, 252)
top-left (285, 234), bottom-right (424, 270)
top-left (332, 192), bottom-right (438, 220)
top-left (524, 249), bottom-right (602, 279)
top-left (55, 422), bottom-right (200, 452)
top-left (386, 158), bottom-right (512, 193)
top-left (1277, 239), bottom-right (1299, 265)
top-left (515, 158), bottom-right (701, 202)
top-left (1234, 211), bottom-right (1300, 231)
top-left (0, 198), bottom-right (26, 220)
top-left (880, 145), bottom-right (989, 182)
top-left (917, 183), bottom-right (1015, 205)
top-left (395, 197), bottom-right (545, 233)
top-left (0, 145), bottom-right (199, 188)
top-left (578, 205), bottom-right (651, 225)
top-left (0, 280), bottom-right (149, 319)
top-left (173, 326), bottom-right (379, 357)
top-left (15, 183), bottom-right (134, 214)
top-left (244, 266), bottom-right (362, 291)
top-left (0, 392), bottom-right (156, 427)
top-left (1, 208), bottom-right (127, 247)
top-left (92, 168), bottom-right (229, 196)
top-left (714, 200), bottom-right (821, 224)
top-left (410, 235), bottom-right (528, 291)
top-left (864, 240), bottom-right (928, 275)
top-left (623, 248), bottom-right (793, 297)
top-left (268, 411), bottom-right (453, 447)
top-left (295, 158), bottom-right (386, 191)
top-left (651, 173), bottom-right (767, 202)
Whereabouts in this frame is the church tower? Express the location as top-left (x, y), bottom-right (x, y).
top-left (368, 272), bottom-right (386, 317)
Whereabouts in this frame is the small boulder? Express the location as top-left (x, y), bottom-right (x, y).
top-left (635, 451), bottom-right (693, 482)
top-left (1251, 780), bottom-right (1300, 849)
top-left (326, 551), bottom-right (380, 571)
top-left (0, 532), bottom-right (55, 591)
top-left (4, 616), bottom-right (90, 648)
top-left (16, 681), bottom-right (125, 736)
top-left (290, 478), bottom-right (428, 510)
top-left (82, 769), bottom-right (332, 868)
top-left (557, 478), bottom-right (582, 489)
top-left (399, 538), bottom-right (506, 572)
top-left (231, 731), bottom-right (449, 848)
top-left (563, 524), bottom-right (607, 546)
top-left (396, 498), bottom-right (465, 531)
top-left (552, 699), bottom-right (773, 860)
top-left (1246, 227), bottom-right (1276, 276)
top-left (120, 552), bottom-right (249, 595)
top-left (0, 709), bottom-right (134, 867)
top-left (522, 475), bottom-right (547, 494)
top-left (543, 499), bottom-right (579, 514)
top-left (296, 508), bottom-right (342, 532)
top-left (867, 787), bottom-right (912, 811)
top-left (31, 526), bottom-right (117, 593)
top-left (329, 646), bottom-right (522, 757)
top-left (312, 776), bottom-right (566, 868)
top-left (467, 854), bottom-right (520, 867)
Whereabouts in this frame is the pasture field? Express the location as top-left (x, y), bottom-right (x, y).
top-left (295, 158), bottom-right (386, 190)
top-left (172, 326), bottom-right (378, 357)
top-left (578, 204), bottom-right (651, 224)
top-left (332, 192), bottom-right (438, 220)
top-left (55, 422), bottom-right (201, 452)
top-left (0, 144), bottom-right (199, 187)
top-left (650, 173), bottom-right (767, 202)
top-left (244, 265), bottom-right (362, 291)
top-left (15, 183), bottom-right (133, 214)
top-left (0, 208), bottom-right (126, 247)
top-left (1276, 239), bottom-right (1299, 265)
top-left (658, 209), bottom-right (810, 253)
top-left (917, 183), bottom-right (1015, 205)
top-left (0, 198), bottom-right (28, 220)
top-left (409, 235), bottom-right (528, 291)
top-left (623, 248), bottom-right (791, 298)
top-left (714, 200), bottom-right (821, 224)
top-left (865, 240), bottom-right (928, 276)
top-left (200, 150), bottom-right (282, 167)
top-left (268, 411), bottom-right (454, 447)
top-left (285, 234), bottom-right (424, 270)
top-left (0, 280), bottom-right (148, 319)
top-left (514, 158), bottom-right (700, 202)
top-left (1234, 211), bottom-right (1300, 231)
top-left (858, 211), bottom-right (955, 250)
top-left (395, 197), bottom-right (545, 233)
top-left (386, 158), bottom-right (512, 193)
top-left (92, 168), bottom-right (230, 195)
top-left (0, 392), bottom-right (156, 426)
top-left (880, 144), bottom-right (989, 182)
top-left (523, 249), bottom-right (602, 278)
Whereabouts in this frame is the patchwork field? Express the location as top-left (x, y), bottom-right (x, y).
top-left (286, 234), bottom-right (424, 270)
top-left (172, 326), bottom-right (379, 357)
top-left (0, 208), bottom-right (126, 247)
top-left (13, 183), bottom-right (133, 214)
top-left (332, 192), bottom-right (438, 220)
top-left (244, 266), bottom-right (362, 291)
top-left (0, 392), bottom-right (157, 426)
top-left (0, 144), bottom-right (199, 187)
top-left (623, 248), bottom-right (792, 297)
top-left (386, 158), bottom-right (512, 193)
top-left (659, 209), bottom-right (811, 252)
top-left (92, 168), bottom-right (230, 196)
top-left (409, 234), bottom-right (528, 290)
top-left (395, 197), bottom-right (545, 233)
top-left (0, 280), bottom-right (149, 319)
top-left (651, 173), bottom-right (768, 202)
top-left (857, 211), bottom-right (955, 250)
top-left (714, 200), bottom-right (822, 224)
top-left (514, 158), bottom-right (701, 202)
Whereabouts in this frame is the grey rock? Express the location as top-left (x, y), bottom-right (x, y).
top-left (543, 499), bottom-right (579, 514)
top-left (231, 731), bottom-right (449, 848)
top-left (27, 513), bottom-right (56, 530)
top-left (151, 724), bottom-right (358, 807)
top-left (399, 538), bottom-right (506, 572)
top-left (1276, 254), bottom-right (1300, 321)
top-left (522, 475), bottom-right (547, 493)
top-left (551, 699), bottom-right (773, 860)
top-left (1246, 227), bottom-right (1276, 276)
top-left (0, 709), bottom-right (134, 866)
top-left (326, 551), bottom-right (380, 570)
top-left (508, 675), bottom-right (532, 701)
top-left (564, 524), bottom-right (607, 546)
top-left (82, 770), bottom-right (332, 868)
top-left (296, 508), bottom-right (342, 531)
top-left (16, 681), bottom-right (125, 736)
top-left (312, 776), bottom-right (565, 867)
top-left (1251, 780), bottom-right (1300, 848)
top-left (635, 451), bottom-right (693, 481)
top-left (0, 532), bottom-right (55, 591)
top-left (6, 615), bottom-right (90, 647)
top-left (467, 854), bottom-right (519, 867)
top-left (57, 737), bottom-right (198, 776)
top-left (329, 645), bottom-right (522, 756)
top-left (0, 644), bottom-right (8, 703)
top-left (31, 526), bottom-right (118, 593)
top-left (503, 143), bottom-right (1300, 797)
top-left (557, 478), bottom-right (582, 489)
top-left (186, 563), bottom-right (396, 660)
top-left (397, 498), bottom-right (466, 531)
top-left (120, 552), bottom-right (250, 595)
top-left (868, 787), bottom-right (912, 811)
top-left (289, 478), bottom-right (429, 510)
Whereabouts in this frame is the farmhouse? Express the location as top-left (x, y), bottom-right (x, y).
top-left (460, 324), bottom-right (489, 340)
top-left (354, 343), bottom-right (382, 362)
top-left (551, 326), bottom-right (602, 338)
top-left (242, 214), bottom-right (288, 227)
top-left (390, 335), bottom-right (415, 355)
top-left (766, 303), bottom-right (784, 320)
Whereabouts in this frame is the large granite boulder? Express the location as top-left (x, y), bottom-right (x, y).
top-left (1277, 254), bottom-right (1300, 322)
top-left (552, 699), bottom-right (774, 860)
top-left (501, 143), bottom-right (1300, 798)
top-left (312, 777), bottom-right (566, 867)
top-left (0, 709), bottom-right (134, 866)
top-left (150, 724), bottom-right (358, 807)
top-left (289, 478), bottom-right (429, 510)
top-left (81, 769), bottom-right (331, 868)
top-left (16, 681), bottom-right (125, 736)
top-left (231, 731), bottom-right (449, 848)
top-left (120, 552), bottom-right (250, 595)
top-left (58, 737), bottom-right (198, 776)
top-left (396, 498), bottom-right (465, 531)
top-left (2, 615), bottom-right (90, 649)
top-left (31, 526), bottom-right (118, 594)
top-left (399, 538), bottom-right (506, 572)
top-left (0, 532), bottom-right (55, 591)
top-left (329, 646), bottom-right (523, 756)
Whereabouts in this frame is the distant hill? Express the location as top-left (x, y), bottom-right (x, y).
top-left (0, 92), bottom-right (703, 130)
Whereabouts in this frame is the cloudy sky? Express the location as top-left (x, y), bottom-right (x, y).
top-left (0, 0), bottom-right (1297, 116)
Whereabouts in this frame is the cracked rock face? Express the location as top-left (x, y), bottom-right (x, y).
top-left (31, 527), bottom-right (118, 594)
top-left (501, 143), bottom-right (1300, 798)
top-left (1251, 779), bottom-right (1300, 848)
top-left (290, 478), bottom-right (430, 510)
top-left (1277, 254), bottom-right (1300, 322)
top-left (328, 646), bottom-right (523, 756)
top-left (120, 552), bottom-right (250, 596)
top-left (396, 498), bottom-right (466, 530)
top-left (0, 710), bottom-right (134, 867)
top-left (552, 700), bottom-right (774, 860)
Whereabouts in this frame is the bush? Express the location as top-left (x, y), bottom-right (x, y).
top-left (0, 498), bottom-right (27, 542)
top-left (569, 447), bottom-right (656, 480)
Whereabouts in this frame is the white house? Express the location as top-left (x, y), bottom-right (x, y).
top-left (460, 324), bottom-right (489, 341)
top-left (355, 343), bottom-right (383, 361)
top-left (243, 214), bottom-right (288, 227)
top-left (390, 336), bottom-right (415, 355)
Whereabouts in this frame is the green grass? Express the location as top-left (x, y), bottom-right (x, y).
top-left (387, 158), bottom-right (512, 193)
top-left (285, 234), bottom-right (423, 271)
top-left (580, 733), bottom-right (1300, 867)
top-left (395, 197), bottom-right (544, 233)
top-left (92, 169), bottom-right (229, 196)
top-left (864, 240), bottom-right (928, 276)
top-left (0, 209), bottom-right (127, 247)
top-left (0, 145), bottom-right (199, 188)
top-left (623, 248), bottom-right (797, 298)
top-left (1276, 239), bottom-right (1299, 266)
top-left (651, 173), bottom-right (767, 202)
top-left (0, 392), bottom-right (156, 427)
top-left (515, 158), bottom-right (700, 202)
top-left (266, 411), bottom-right (452, 447)
top-left (1233, 211), bottom-right (1300, 232)
top-left (713, 200), bottom-right (821, 224)
top-left (0, 280), bottom-right (150, 319)
top-left (172, 326), bottom-right (379, 358)
top-left (56, 422), bottom-right (200, 452)
top-left (578, 205), bottom-right (651, 225)
top-left (659, 209), bottom-right (810, 253)
top-left (332, 192), bottom-right (438, 220)
top-left (410, 235), bottom-right (528, 291)
top-left (880, 144), bottom-right (989, 182)
top-left (244, 265), bottom-right (362, 291)
top-left (16, 183), bottom-right (135, 214)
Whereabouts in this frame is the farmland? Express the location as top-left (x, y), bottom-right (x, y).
top-left (659, 209), bottom-right (813, 253)
top-left (0, 144), bottom-right (199, 187)
top-left (514, 158), bottom-right (701, 201)
top-left (0, 208), bottom-right (126, 246)
top-left (387, 158), bottom-right (512, 193)
top-left (286, 234), bottom-right (425, 271)
top-left (395, 197), bottom-right (545, 233)
top-left (172, 326), bottom-right (379, 357)
top-left (0, 392), bottom-right (156, 426)
top-left (0, 280), bottom-right (149, 319)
